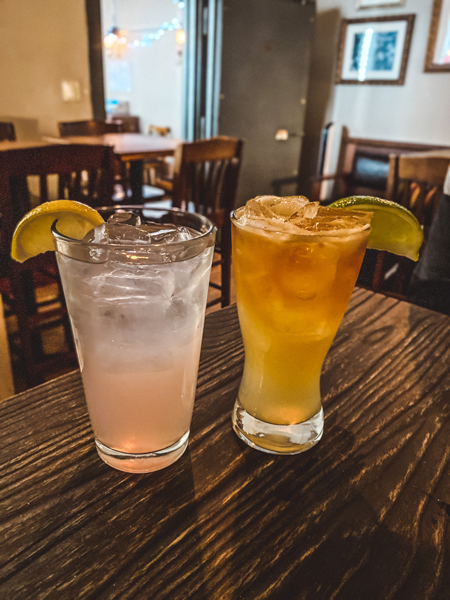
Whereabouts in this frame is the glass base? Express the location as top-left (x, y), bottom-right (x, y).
top-left (95, 430), bottom-right (190, 473)
top-left (232, 399), bottom-right (323, 455)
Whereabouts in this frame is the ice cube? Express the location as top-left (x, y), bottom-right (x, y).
top-left (84, 212), bottom-right (200, 246)
top-left (245, 196), bottom-right (310, 222)
top-left (107, 211), bottom-right (141, 227)
top-left (136, 223), bottom-right (197, 243)
top-left (83, 223), bottom-right (107, 243)
top-left (291, 207), bottom-right (373, 233)
top-left (299, 201), bottom-right (320, 220)
top-left (104, 223), bottom-right (152, 244)
top-left (238, 197), bottom-right (372, 236)
top-left (83, 222), bottom-right (149, 244)
top-left (289, 201), bottom-right (320, 228)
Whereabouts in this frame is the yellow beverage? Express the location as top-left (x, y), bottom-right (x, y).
top-left (231, 196), bottom-right (371, 454)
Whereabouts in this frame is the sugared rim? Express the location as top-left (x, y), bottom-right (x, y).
top-left (51, 205), bottom-right (216, 249)
top-left (230, 207), bottom-right (372, 239)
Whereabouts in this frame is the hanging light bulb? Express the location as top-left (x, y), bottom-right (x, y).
top-left (104, 26), bottom-right (119, 49)
top-left (175, 29), bottom-right (186, 46)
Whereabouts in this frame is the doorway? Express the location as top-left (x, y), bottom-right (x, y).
top-left (87, 0), bottom-right (316, 205)
top-left (89, 0), bottom-right (187, 137)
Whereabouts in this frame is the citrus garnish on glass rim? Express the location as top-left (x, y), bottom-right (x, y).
top-left (11, 200), bottom-right (105, 263)
top-left (330, 195), bottom-right (423, 261)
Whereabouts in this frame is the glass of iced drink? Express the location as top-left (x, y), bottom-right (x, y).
top-left (52, 206), bottom-right (216, 473)
top-left (231, 196), bottom-right (372, 454)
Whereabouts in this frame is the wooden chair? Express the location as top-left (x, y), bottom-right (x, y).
top-left (58, 120), bottom-right (122, 137)
top-left (169, 136), bottom-right (244, 308)
top-left (360, 153), bottom-right (450, 299)
top-left (143, 125), bottom-right (174, 193)
top-left (0, 143), bottom-right (116, 388)
top-left (108, 115), bottom-right (140, 133)
top-left (0, 122), bottom-right (16, 141)
top-left (149, 125), bottom-right (171, 137)
top-left (59, 119), bottom-right (129, 200)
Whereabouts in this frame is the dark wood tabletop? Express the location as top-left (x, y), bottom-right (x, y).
top-left (1, 288), bottom-right (450, 600)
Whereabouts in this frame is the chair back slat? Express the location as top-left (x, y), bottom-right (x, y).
top-left (40, 175), bottom-right (49, 202)
top-left (58, 174), bottom-right (65, 199)
top-left (195, 162), bottom-right (206, 211)
top-left (0, 122), bottom-right (16, 141)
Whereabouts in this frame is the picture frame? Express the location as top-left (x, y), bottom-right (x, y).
top-left (424, 0), bottom-right (450, 72)
top-left (336, 15), bottom-right (415, 85)
top-left (357, 0), bottom-right (405, 8)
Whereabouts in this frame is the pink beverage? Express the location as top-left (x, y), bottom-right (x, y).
top-left (52, 208), bottom-right (216, 473)
top-left (81, 332), bottom-right (203, 456)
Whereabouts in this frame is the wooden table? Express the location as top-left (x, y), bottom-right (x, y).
top-left (0, 139), bottom-right (57, 152)
top-left (1, 289), bottom-right (450, 599)
top-left (45, 133), bottom-right (180, 201)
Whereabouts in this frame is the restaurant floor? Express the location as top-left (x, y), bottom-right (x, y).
top-left (8, 258), bottom-right (236, 393)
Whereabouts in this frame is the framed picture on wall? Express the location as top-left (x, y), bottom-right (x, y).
top-left (336, 15), bottom-right (415, 84)
top-left (357, 0), bottom-right (405, 7)
top-left (424, 0), bottom-right (450, 71)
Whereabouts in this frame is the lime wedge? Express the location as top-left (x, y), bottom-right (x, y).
top-left (330, 196), bottom-right (423, 261)
top-left (11, 200), bottom-right (105, 263)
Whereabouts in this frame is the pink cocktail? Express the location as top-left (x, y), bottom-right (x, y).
top-left (53, 207), bottom-right (215, 473)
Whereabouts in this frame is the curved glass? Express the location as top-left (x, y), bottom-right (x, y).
top-left (230, 208), bottom-right (371, 454)
top-left (52, 206), bottom-right (216, 473)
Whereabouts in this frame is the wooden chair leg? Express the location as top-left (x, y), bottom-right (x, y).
top-left (220, 224), bottom-right (232, 308)
top-left (10, 270), bottom-right (41, 387)
top-left (372, 251), bottom-right (386, 293)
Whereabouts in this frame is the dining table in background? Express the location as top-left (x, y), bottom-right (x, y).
top-left (0, 139), bottom-right (58, 152)
top-left (1, 288), bottom-right (450, 599)
top-left (44, 133), bottom-right (180, 202)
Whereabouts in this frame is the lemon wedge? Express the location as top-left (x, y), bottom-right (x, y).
top-left (11, 200), bottom-right (105, 263)
top-left (330, 196), bottom-right (423, 261)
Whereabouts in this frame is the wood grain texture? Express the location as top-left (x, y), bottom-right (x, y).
top-left (1, 289), bottom-right (450, 600)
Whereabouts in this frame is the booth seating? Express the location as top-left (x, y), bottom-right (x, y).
top-left (311, 135), bottom-right (450, 204)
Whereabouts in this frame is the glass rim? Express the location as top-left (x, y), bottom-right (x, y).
top-left (51, 205), bottom-right (216, 250)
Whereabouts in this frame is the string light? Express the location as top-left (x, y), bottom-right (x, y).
top-left (175, 29), bottom-right (186, 46)
top-left (103, 2), bottom-right (185, 55)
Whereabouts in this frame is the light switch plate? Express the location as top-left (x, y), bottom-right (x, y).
top-left (61, 80), bottom-right (81, 102)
